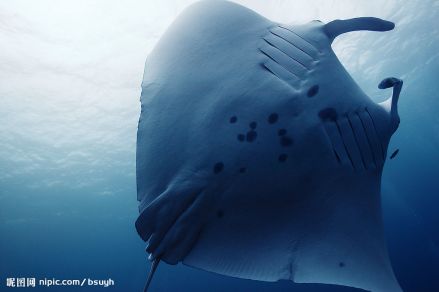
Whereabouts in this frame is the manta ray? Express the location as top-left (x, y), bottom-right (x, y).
top-left (135, 1), bottom-right (404, 291)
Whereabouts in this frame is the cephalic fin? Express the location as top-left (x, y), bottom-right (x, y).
top-left (324, 17), bottom-right (395, 42)
top-left (378, 77), bottom-right (403, 133)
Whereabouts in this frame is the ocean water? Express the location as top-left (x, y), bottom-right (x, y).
top-left (1, 1), bottom-right (438, 291)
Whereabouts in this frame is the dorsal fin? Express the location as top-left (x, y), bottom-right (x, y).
top-left (324, 17), bottom-right (395, 42)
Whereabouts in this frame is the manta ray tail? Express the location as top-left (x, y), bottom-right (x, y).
top-left (324, 17), bottom-right (395, 41)
top-left (143, 258), bottom-right (160, 292)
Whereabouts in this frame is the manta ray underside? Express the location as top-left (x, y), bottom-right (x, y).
top-left (135, 1), bottom-right (404, 291)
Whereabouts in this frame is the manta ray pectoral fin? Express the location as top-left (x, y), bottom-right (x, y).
top-left (378, 77), bottom-right (403, 133)
top-left (324, 17), bottom-right (395, 42)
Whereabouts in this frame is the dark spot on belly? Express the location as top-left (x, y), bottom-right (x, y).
top-left (278, 129), bottom-right (287, 136)
top-left (318, 107), bottom-right (337, 121)
top-left (213, 162), bottom-right (224, 174)
top-left (280, 136), bottom-right (293, 147)
top-left (268, 113), bottom-right (279, 124)
top-left (229, 116), bottom-right (237, 123)
top-left (246, 130), bottom-right (257, 142)
top-left (278, 154), bottom-right (288, 162)
top-left (217, 210), bottom-right (224, 218)
top-left (237, 134), bottom-right (245, 142)
top-left (307, 85), bottom-right (319, 97)
top-left (239, 167), bottom-right (246, 173)
top-left (249, 121), bottom-right (257, 129)
top-left (339, 262), bottom-right (345, 268)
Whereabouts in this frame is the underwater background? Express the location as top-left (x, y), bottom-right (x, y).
top-left (1, 0), bottom-right (438, 291)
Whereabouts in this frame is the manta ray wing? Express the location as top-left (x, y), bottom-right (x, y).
top-left (135, 1), bottom-right (403, 291)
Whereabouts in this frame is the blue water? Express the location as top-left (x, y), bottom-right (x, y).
top-left (1, 0), bottom-right (438, 291)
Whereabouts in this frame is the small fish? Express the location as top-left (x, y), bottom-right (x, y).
top-left (390, 149), bottom-right (399, 159)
